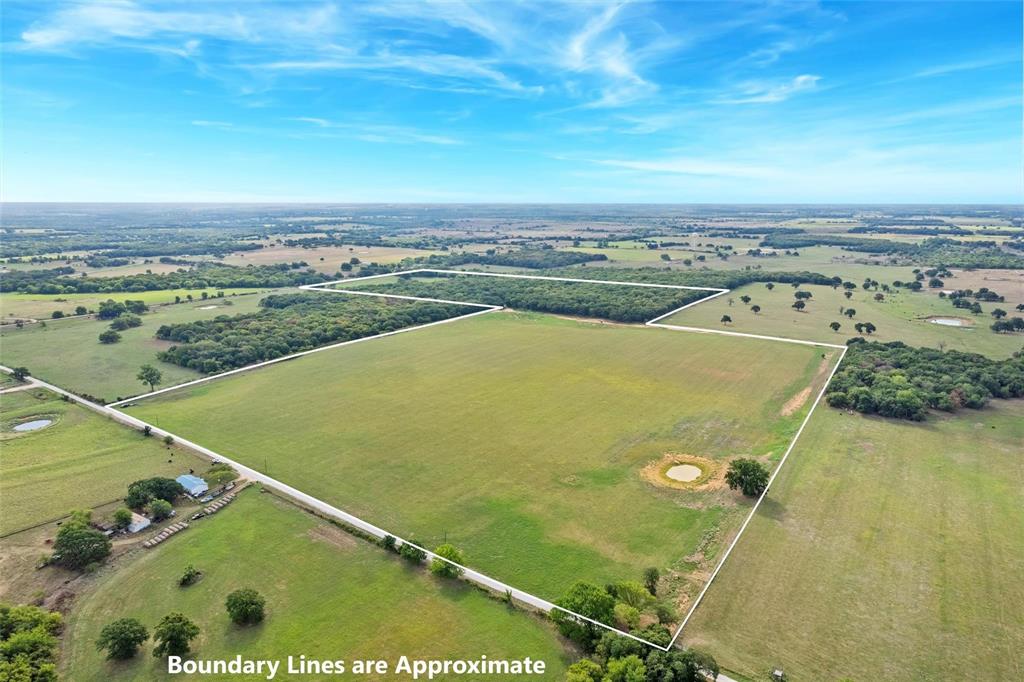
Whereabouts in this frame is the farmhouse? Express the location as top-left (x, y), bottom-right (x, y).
top-left (127, 512), bottom-right (151, 534)
top-left (176, 474), bottom-right (209, 497)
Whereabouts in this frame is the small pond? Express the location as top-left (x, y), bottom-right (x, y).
top-left (927, 317), bottom-right (971, 327)
top-left (13, 419), bottom-right (53, 432)
top-left (666, 464), bottom-right (703, 482)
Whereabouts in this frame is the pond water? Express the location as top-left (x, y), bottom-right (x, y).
top-left (13, 419), bottom-right (52, 432)
top-left (928, 317), bottom-right (970, 327)
top-left (666, 464), bottom-right (702, 482)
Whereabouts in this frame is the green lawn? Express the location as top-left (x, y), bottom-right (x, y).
top-left (125, 311), bottom-right (837, 603)
top-left (684, 402), bottom-right (1024, 681)
top-left (0, 293), bottom-right (273, 402)
top-left (0, 288), bottom-right (270, 320)
top-left (665, 283), bottom-right (1023, 359)
top-left (63, 490), bottom-right (573, 680)
top-left (0, 388), bottom-right (206, 534)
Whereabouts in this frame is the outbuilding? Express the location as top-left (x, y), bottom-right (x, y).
top-left (176, 474), bottom-right (209, 497)
top-left (127, 512), bottom-right (151, 534)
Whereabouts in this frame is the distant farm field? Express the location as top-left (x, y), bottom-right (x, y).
top-left (664, 283), bottom-right (1023, 358)
top-left (563, 241), bottom-right (922, 283)
top-left (0, 388), bottom-right (206, 535)
top-left (0, 288), bottom-right (270, 320)
top-left (63, 490), bottom-right (572, 681)
top-left (125, 311), bottom-right (838, 603)
top-left (684, 402), bottom-right (1024, 681)
top-left (220, 243), bottom-right (442, 273)
top-left (0, 293), bottom-right (273, 402)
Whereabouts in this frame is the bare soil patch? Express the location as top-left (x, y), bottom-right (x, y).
top-left (642, 454), bottom-right (722, 491)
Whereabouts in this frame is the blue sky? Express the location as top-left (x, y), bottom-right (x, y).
top-left (2, 1), bottom-right (1021, 203)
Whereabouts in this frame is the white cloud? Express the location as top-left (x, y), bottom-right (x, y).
top-left (289, 117), bottom-right (463, 145)
top-left (718, 74), bottom-right (821, 104)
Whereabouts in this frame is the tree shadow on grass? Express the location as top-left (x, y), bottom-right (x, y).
top-left (756, 497), bottom-right (786, 523)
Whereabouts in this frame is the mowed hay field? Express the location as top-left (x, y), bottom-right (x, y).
top-left (126, 311), bottom-right (837, 601)
top-left (63, 490), bottom-right (572, 681)
top-left (0, 293), bottom-right (272, 402)
top-left (684, 403), bottom-right (1024, 682)
top-left (0, 389), bottom-right (206, 535)
top-left (665, 283), bottom-right (1024, 359)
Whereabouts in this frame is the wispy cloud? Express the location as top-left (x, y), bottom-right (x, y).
top-left (191, 120), bottom-right (234, 129)
top-left (290, 117), bottom-right (462, 145)
top-left (912, 51), bottom-right (1020, 79)
top-left (717, 74), bottom-right (821, 104)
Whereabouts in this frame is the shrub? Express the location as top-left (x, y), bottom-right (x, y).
top-left (179, 565), bottom-right (202, 587)
top-left (95, 618), bottom-right (148, 660)
top-left (429, 544), bottom-right (465, 579)
top-left (225, 588), bottom-right (266, 626)
top-left (148, 499), bottom-right (173, 521)
top-left (112, 507), bottom-right (133, 530)
top-left (152, 613), bottom-right (199, 658)
top-left (399, 542), bottom-right (427, 564)
top-left (725, 459), bottom-right (770, 497)
top-left (98, 330), bottom-right (121, 344)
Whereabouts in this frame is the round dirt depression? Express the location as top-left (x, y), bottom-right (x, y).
top-left (666, 464), bottom-right (702, 482)
top-left (642, 454), bottom-right (720, 491)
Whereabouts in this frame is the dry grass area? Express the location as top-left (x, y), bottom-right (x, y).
top-left (685, 402), bottom-right (1024, 682)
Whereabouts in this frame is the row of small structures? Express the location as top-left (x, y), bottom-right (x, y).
top-left (142, 521), bottom-right (189, 548)
top-left (143, 485), bottom-right (244, 549)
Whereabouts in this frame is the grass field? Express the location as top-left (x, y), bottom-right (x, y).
top-left (563, 241), bottom-right (921, 284)
top-left (684, 401), bottom-right (1024, 681)
top-left (63, 490), bottom-right (573, 681)
top-left (664, 283), bottom-right (1024, 359)
top-left (125, 310), bottom-right (837, 603)
top-left (0, 288), bottom-right (271, 321)
top-left (0, 293), bottom-right (274, 402)
top-left (0, 388), bottom-right (206, 535)
top-left (220, 243), bottom-right (442, 273)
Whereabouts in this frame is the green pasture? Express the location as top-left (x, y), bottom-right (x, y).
top-left (0, 388), bottom-right (206, 535)
top-left (63, 490), bottom-right (572, 680)
top-left (0, 293), bottom-right (273, 402)
top-left (685, 401), bottom-right (1024, 681)
top-left (126, 311), bottom-right (836, 601)
top-left (0, 288), bottom-right (270, 320)
top-left (665, 282), bottom-right (1023, 358)
top-left (563, 242), bottom-right (922, 283)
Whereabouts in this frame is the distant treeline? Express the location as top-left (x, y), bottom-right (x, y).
top-left (0, 234), bottom-right (263, 259)
top-left (826, 339), bottom-right (1024, 420)
top-left (0, 263), bottom-right (330, 294)
top-left (424, 249), bottom-right (607, 269)
top-left (156, 293), bottom-right (471, 373)
top-left (759, 234), bottom-right (1024, 269)
top-left (545, 266), bottom-right (842, 290)
top-left (357, 272), bottom-right (709, 322)
top-left (849, 225), bottom-right (972, 236)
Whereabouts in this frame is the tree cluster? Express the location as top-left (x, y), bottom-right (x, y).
top-left (0, 603), bottom-right (62, 682)
top-left (759, 234), bottom-right (1024, 270)
top-left (563, 625), bottom-right (717, 682)
top-left (826, 339), bottom-right (1024, 420)
top-left (126, 477), bottom-right (185, 510)
top-left (52, 510), bottom-right (111, 571)
top-left (443, 249), bottom-right (608, 269)
top-left (0, 262), bottom-right (330, 295)
top-left (155, 294), bottom-right (472, 373)
top-left (362, 273), bottom-right (707, 323)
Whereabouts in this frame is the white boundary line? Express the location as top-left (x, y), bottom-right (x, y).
top-left (666, 343), bottom-right (848, 648)
top-left (15, 268), bottom-right (850, 651)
